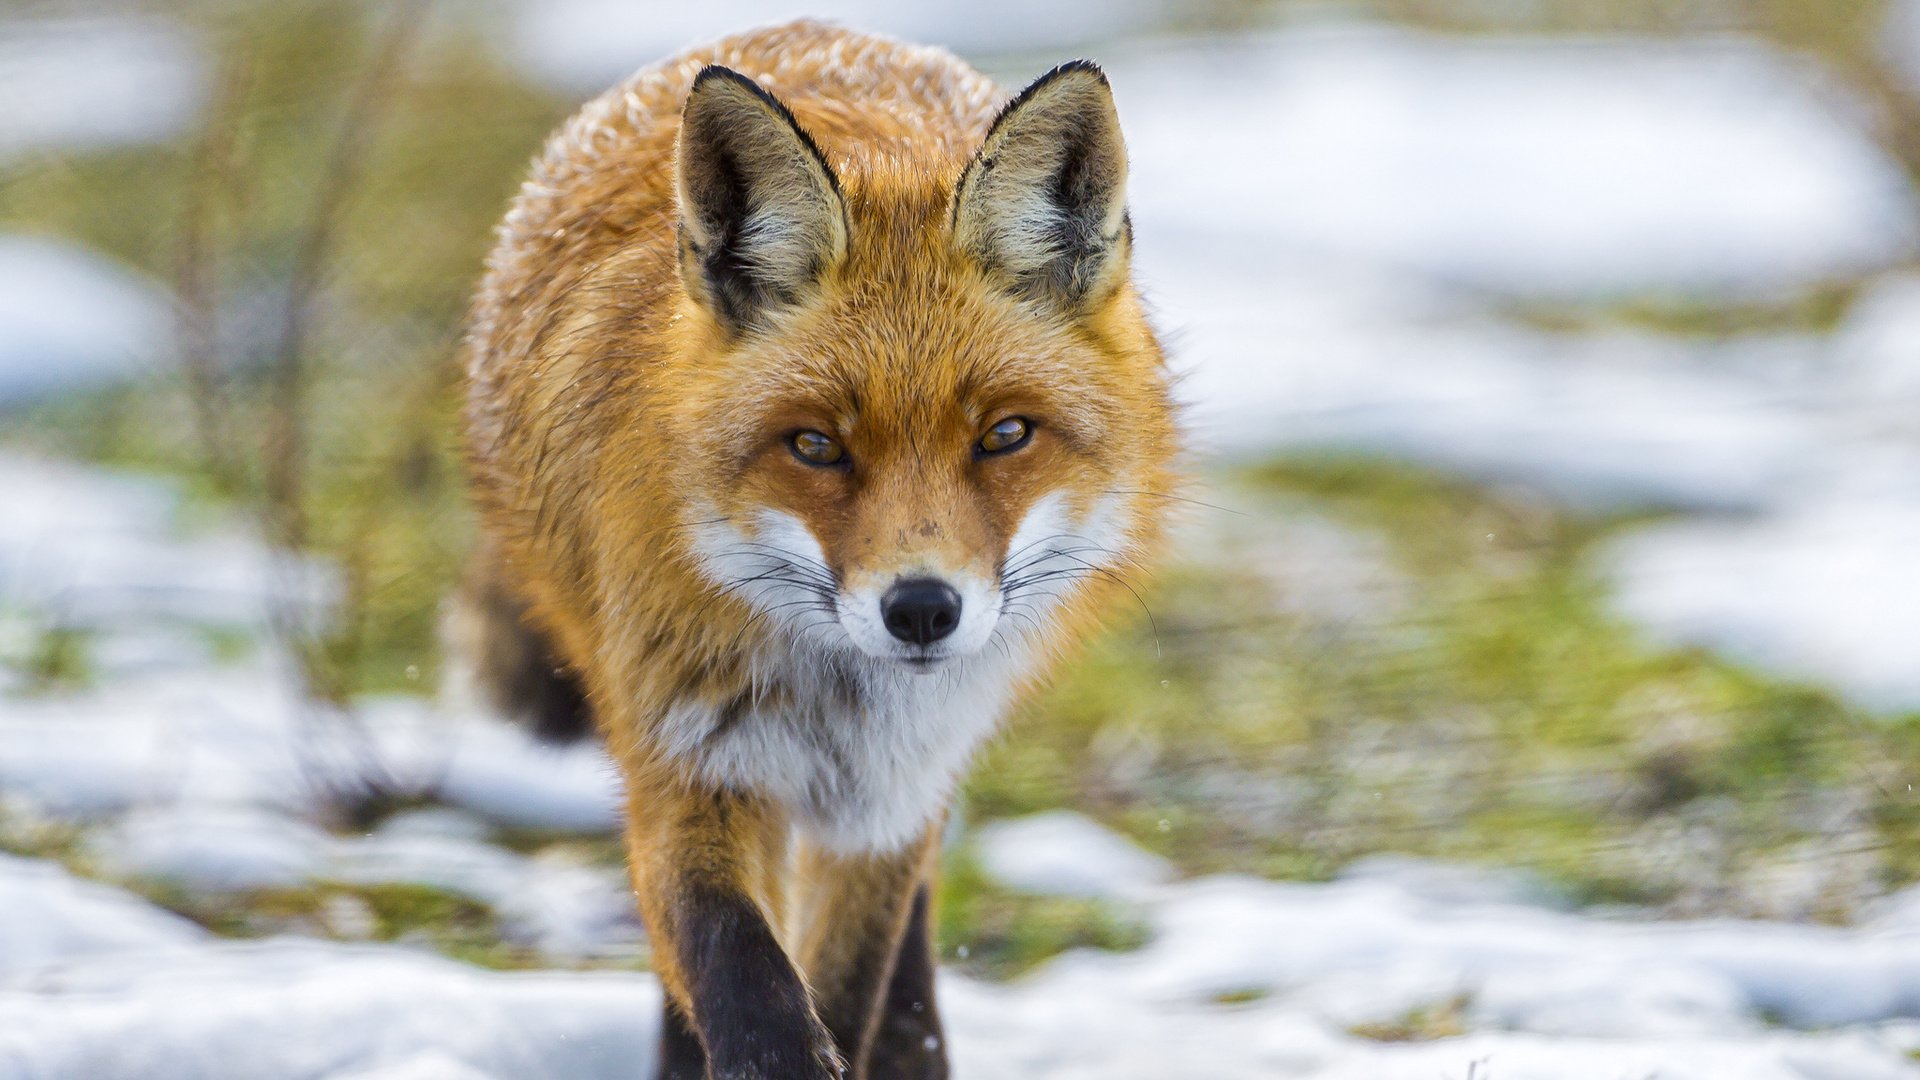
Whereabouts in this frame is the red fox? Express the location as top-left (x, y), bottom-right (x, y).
top-left (458, 20), bottom-right (1179, 1079)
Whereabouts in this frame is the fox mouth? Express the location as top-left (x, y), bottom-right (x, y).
top-left (842, 629), bottom-right (963, 671)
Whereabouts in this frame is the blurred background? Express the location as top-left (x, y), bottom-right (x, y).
top-left (4, 1), bottom-right (1920, 1077)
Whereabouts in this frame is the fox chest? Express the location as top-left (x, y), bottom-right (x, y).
top-left (658, 649), bottom-right (1028, 855)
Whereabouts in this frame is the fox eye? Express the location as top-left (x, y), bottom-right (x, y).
top-left (977, 417), bottom-right (1032, 455)
top-left (790, 430), bottom-right (846, 467)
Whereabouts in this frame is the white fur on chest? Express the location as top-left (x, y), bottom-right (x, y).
top-left (660, 638), bottom-right (1034, 855)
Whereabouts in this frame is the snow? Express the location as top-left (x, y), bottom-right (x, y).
top-left (0, 452), bottom-right (335, 631)
top-left (1604, 501), bottom-right (1920, 712)
top-left (1882, 0), bottom-right (1920, 98)
top-left (1593, 276), bottom-right (1920, 713)
top-left (87, 805), bottom-right (642, 960)
top-left (0, 853), bottom-right (204, 978)
top-left (0, 936), bottom-right (660, 1080)
top-left (327, 826), bottom-right (640, 960)
top-left (0, 17), bottom-right (206, 164)
top-left (0, 448), bottom-right (635, 960)
top-left (0, 236), bottom-right (175, 408)
top-left (1069, 870), bottom-right (1920, 1031)
top-left (1162, 257), bottom-right (1825, 510)
top-left (422, 707), bottom-right (625, 834)
top-left (1335, 854), bottom-right (1566, 910)
top-left (9, 816), bottom-right (1920, 1079)
top-left (0, 448), bottom-right (618, 840)
top-left (90, 805), bottom-right (335, 893)
top-left (1120, 25), bottom-right (1913, 299)
top-left (973, 810), bottom-right (1172, 901)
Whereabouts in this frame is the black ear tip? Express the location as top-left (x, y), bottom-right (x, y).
top-left (992, 59), bottom-right (1113, 125)
top-left (691, 64), bottom-right (751, 90)
top-left (1043, 58), bottom-right (1109, 85)
top-left (687, 65), bottom-right (774, 109)
top-left (686, 63), bottom-right (803, 124)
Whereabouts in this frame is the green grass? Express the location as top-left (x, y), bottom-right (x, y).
top-left (132, 878), bottom-right (554, 970)
top-left (1347, 994), bottom-right (1472, 1043)
top-left (1503, 281), bottom-right (1864, 341)
top-left (17, 625), bottom-right (94, 694)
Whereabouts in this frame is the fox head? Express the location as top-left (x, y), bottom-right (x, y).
top-left (662, 61), bottom-right (1178, 673)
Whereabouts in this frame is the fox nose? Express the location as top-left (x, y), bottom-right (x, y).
top-left (881, 578), bottom-right (962, 646)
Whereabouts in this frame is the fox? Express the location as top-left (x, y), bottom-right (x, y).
top-left (457, 19), bottom-right (1179, 1080)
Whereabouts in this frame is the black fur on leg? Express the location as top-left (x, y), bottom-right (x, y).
top-left (657, 995), bottom-right (707, 1080)
top-left (678, 884), bottom-right (844, 1080)
top-left (864, 886), bottom-right (948, 1080)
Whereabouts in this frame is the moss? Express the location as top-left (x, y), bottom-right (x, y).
top-left (1503, 282), bottom-right (1864, 340)
top-left (0, 811), bottom-right (88, 865)
top-left (132, 878), bottom-right (546, 970)
top-left (1348, 994), bottom-right (1472, 1042)
top-left (20, 626), bottom-right (93, 694)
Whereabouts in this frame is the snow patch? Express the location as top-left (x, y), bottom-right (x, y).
top-left (974, 811), bottom-right (1173, 901)
top-left (1120, 25), bottom-right (1913, 299)
top-left (0, 237), bottom-right (173, 408)
top-left (0, 18), bottom-right (206, 163)
top-left (0, 937), bottom-right (659, 1080)
top-left (0, 853), bottom-right (205, 978)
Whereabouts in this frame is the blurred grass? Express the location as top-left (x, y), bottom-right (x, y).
top-left (135, 878), bottom-right (551, 970)
top-left (3, 0), bottom-right (1920, 975)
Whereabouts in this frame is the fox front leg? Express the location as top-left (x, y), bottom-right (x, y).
top-left (630, 789), bottom-right (843, 1080)
top-left (792, 828), bottom-right (943, 1079)
top-left (863, 885), bottom-right (949, 1080)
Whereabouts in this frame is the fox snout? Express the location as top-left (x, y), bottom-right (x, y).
top-left (836, 561), bottom-right (1004, 670)
top-left (880, 579), bottom-right (961, 646)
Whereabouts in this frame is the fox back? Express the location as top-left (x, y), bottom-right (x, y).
top-left (460, 20), bottom-right (1178, 1079)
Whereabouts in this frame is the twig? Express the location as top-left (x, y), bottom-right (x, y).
top-left (264, 0), bottom-right (433, 555)
top-left (174, 52), bottom-right (253, 495)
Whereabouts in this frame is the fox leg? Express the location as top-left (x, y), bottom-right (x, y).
top-left (627, 784), bottom-right (842, 1080)
top-left (656, 996), bottom-right (707, 1080)
top-left (793, 827), bottom-right (943, 1080)
top-left (864, 884), bottom-right (948, 1080)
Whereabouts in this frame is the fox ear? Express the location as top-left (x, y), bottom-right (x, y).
top-left (952, 61), bottom-right (1131, 313)
top-left (675, 66), bottom-right (848, 333)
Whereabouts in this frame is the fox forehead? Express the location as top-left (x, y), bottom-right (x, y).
top-left (698, 245), bottom-right (1130, 444)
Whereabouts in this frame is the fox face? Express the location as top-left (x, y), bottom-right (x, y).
top-left (664, 64), bottom-right (1177, 674)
